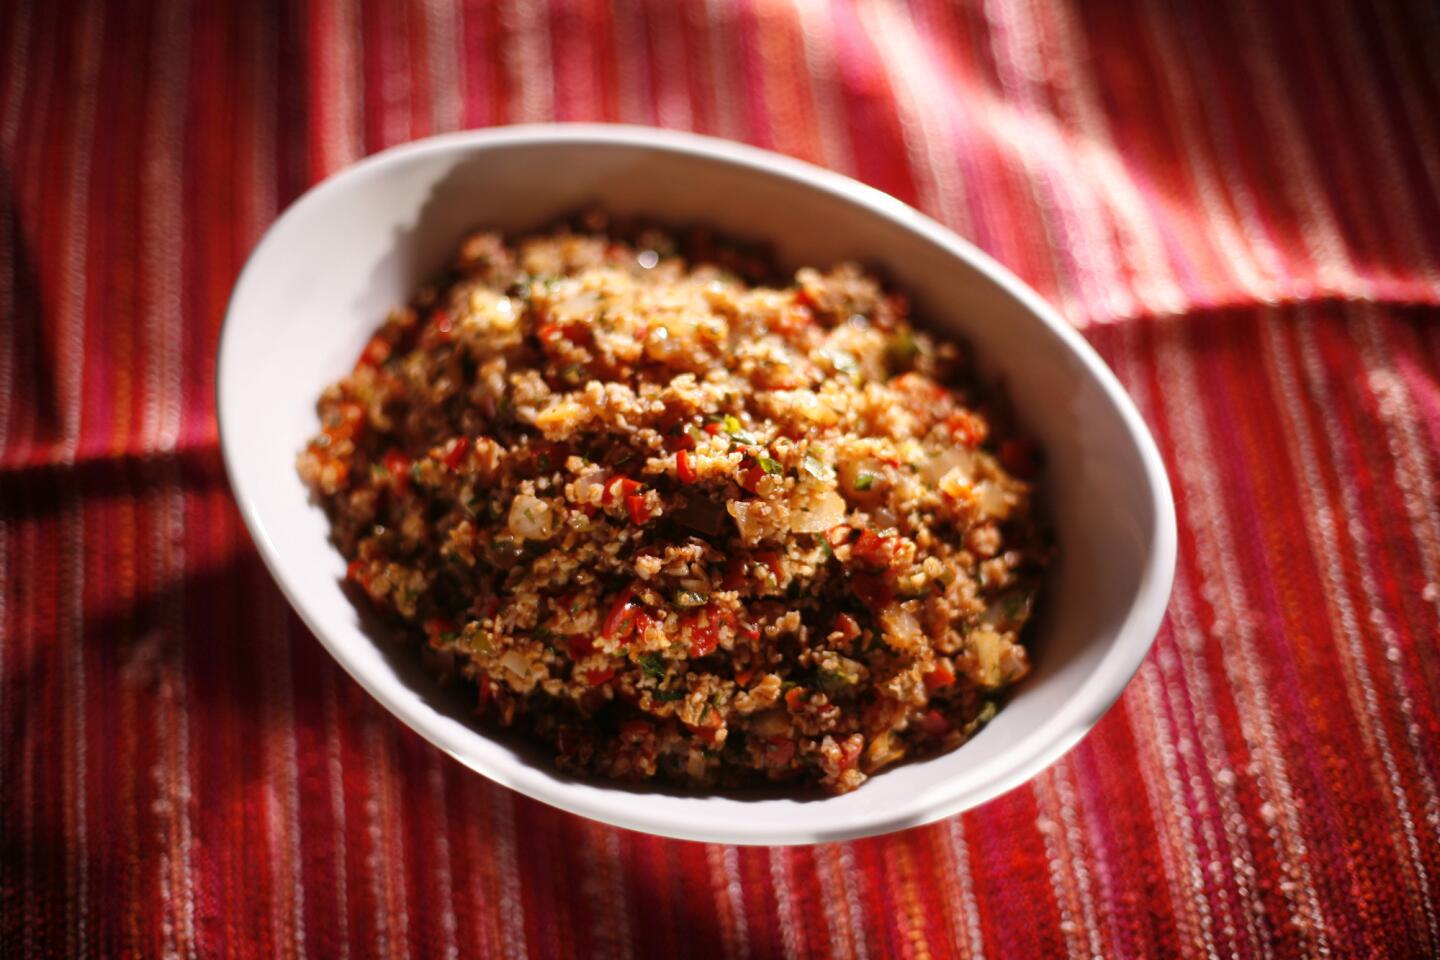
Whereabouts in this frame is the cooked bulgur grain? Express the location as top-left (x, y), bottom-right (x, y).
top-left (299, 216), bottom-right (1046, 793)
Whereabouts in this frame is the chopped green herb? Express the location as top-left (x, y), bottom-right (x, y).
top-left (757, 455), bottom-right (782, 476)
top-left (639, 652), bottom-right (667, 679)
top-left (723, 414), bottom-right (742, 434)
top-left (854, 471), bottom-right (877, 491)
top-left (686, 425), bottom-right (708, 445)
top-left (813, 533), bottom-right (835, 561)
top-left (671, 589), bottom-right (709, 609)
top-left (817, 669), bottom-right (856, 695)
top-left (651, 688), bottom-right (687, 702)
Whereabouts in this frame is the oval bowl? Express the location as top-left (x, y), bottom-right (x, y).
top-left (219, 124), bottom-right (1176, 845)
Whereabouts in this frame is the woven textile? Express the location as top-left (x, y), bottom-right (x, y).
top-left (4, 0), bottom-right (1440, 956)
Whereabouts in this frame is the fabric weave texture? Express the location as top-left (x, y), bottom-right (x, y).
top-left (2, 0), bottom-right (1440, 957)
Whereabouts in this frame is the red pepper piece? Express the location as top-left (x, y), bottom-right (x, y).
top-left (625, 494), bottom-right (650, 525)
top-left (584, 667), bottom-right (616, 686)
top-left (923, 660), bottom-right (956, 691)
top-left (765, 736), bottom-right (796, 766)
top-left (357, 334), bottom-right (391, 369)
top-left (676, 449), bottom-right (697, 484)
top-left (442, 436), bottom-right (471, 471)
top-left (685, 609), bottom-right (720, 658)
top-left (383, 450), bottom-right (412, 494)
top-left (918, 710), bottom-right (951, 738)
top-left (852, 529), bottom-right (895, 569)
top-left (601, 585), bottom-right (646, 643)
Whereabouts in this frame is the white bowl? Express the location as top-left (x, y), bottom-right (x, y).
top-left (219, 124), bottom-right (1176, 845)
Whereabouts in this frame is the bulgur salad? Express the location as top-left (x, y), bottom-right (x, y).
top-left (298, 215), bottom-right (1047, 794)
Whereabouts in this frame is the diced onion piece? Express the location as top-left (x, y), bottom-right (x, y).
top-left (508, 494), bottom-right (555, 540)
top-left (971, 627), bottom-right (1003, 687)
top-left (839, 457), bottom-right (886, 498)
top-left (500, 650), bottom-right (531, 678)
top-left (879, 604), bottom-right (923, 651)
top-left (573, 469), bottom-right (607, 505)
top-left (977, 481), bottom-right (1011, 518)
top-left (789, 490), bottom-right (846, 533)
top-left (921, 446), bottom-right (974, 486)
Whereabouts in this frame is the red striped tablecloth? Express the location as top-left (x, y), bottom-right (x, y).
top-left (4, 1), bottom-right (1440, 956)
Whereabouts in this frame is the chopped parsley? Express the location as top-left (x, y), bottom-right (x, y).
top-left (639, 652), bottom-right (667, 679)
top-left (671, 589), bottom-right (709, 609)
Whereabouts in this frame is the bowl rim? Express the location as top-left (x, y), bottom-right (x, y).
top-left (218, 123), bottom-right (1177, 845)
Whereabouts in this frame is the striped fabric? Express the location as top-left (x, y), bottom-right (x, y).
top-left (3, 0), bottom-right (1440, 956)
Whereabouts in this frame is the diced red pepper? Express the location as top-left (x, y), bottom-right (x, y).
top-left (602, 475), bottom-right (643, 505)
top-left (918, 710), bottom-right (951, 738)
top-left (946, 411), bottom-right (988, 447)
top-left (346, 559), bottom-right (369, 589)
top-left (676, 449), bottom-right (697, 484)
top-left (601, 585), bottom-right (646, 643)
top-left (852, 529), bottom-right (895, 569)
top-left (703, 422), bottom-right (721, 436)
top-left (475, 674), bottom-right (493, 710)
top-left (784, 687), bottom-right (808, 711)
top-left (383, 450), bottom-right (412, 494)
top-left (733, 667), bottom-right (755, 687)
top-left (686, 609), bottom-right (720, 658)
top-left (584, 667), bottom-right (616, 686)
top-left (832, 613), bottom-right (861, 643)
top-left (625, 494), bottom-right (650, 525)
top-left (538, 321), bottom-right (590, 347)
top-left (765, 736), bottom-right (796, 766)
top-left (357, 334), bottom-right (391, 369)
top-left (923, 660), bottom-right (957, 691)
top-left (754, 551), bottom-right (784, 581)
top-left (739, 465), bottom-right (765, 494)
top-left (737, 620), bottom-right (761, 643)
top-left (442, 436), bottom-right (471, 471)
top-left (567, 635), bottom-right (595, 660)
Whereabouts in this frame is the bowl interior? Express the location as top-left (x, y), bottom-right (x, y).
top-left (219, 127), bottom-right (1173, 844)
